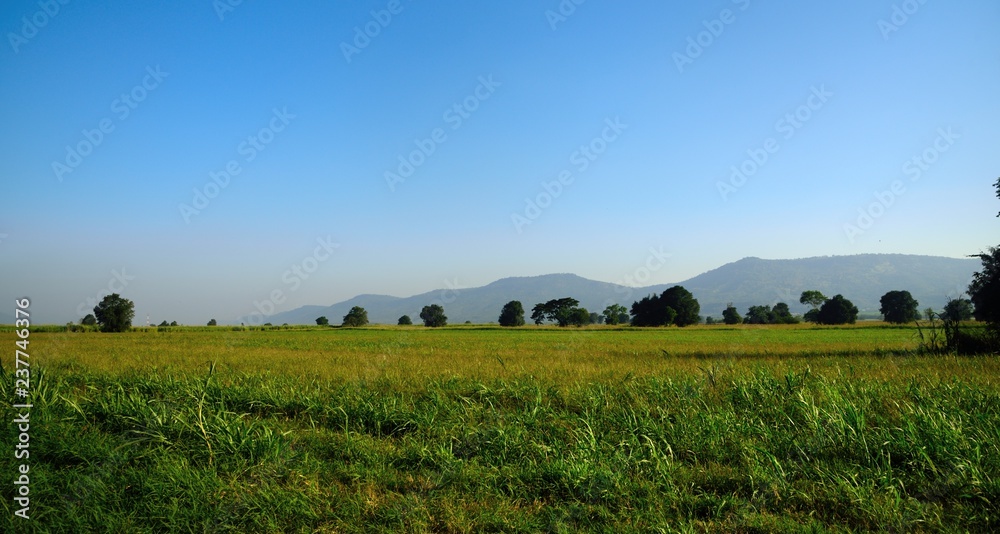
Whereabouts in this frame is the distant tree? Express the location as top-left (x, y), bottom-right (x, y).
top-left (879, 290), bottom-right (920, 324)
top-left (799, 290), bottom-right (828, 310)
top-left (772, 302), bottom-right (799, 324)
top-left (663, 286), bottom-right (700, 327)
top-left (923, 308), bottom-right (936, 321)
top-left (817, 295), bottom-right (858, 325)
top-left (170, 321), bottom-right (178, 327)
top-left (566, 307), bottom-right (589, 327)
top-left (631, 286), bottom-right (699, 327)
top-left (158, 320), bottom-right (169, 327)
top-left (968, 247), bottom-right (1000, 327)
top-left (81, 314), bottom-right (97, 326)
top-left (207, 318), bottom-right (217, 326)
top-left (93, 294), bottom-right (134, 333)
top-left (721, 304), bottom-right (742, 325)
top-left (530, 298), bottom-right (581, 327)
top-left (744, 305), bottom-right (773, 325)
top-left (705, 316), bottom-right (716, 325)
top-left (498, 300), bottom-right (525, 327)
top-left (942, 298), bottom-right (974, 322)
top-left (589, 311), bottom-right (601, 325)
top-left (420, 304), bottom-right (448, 327)
top-left (315, 316), bottom-right (329, 326)
top-left (398, 315), bottom-right (413, 325)
top-left (602, 304), bottom-right (628, 326)
top-left (342, 306), bottom-right (369, 327)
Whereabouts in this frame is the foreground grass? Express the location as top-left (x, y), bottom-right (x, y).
top-left (1, 326), bottom-right (998, 532)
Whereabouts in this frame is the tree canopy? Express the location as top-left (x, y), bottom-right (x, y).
top-left (93, 293), bottom-right (134, 333)
top-left (968, 246), bottom-right (1000, 327)
top-left (498, 300), bottom-right (525, 327)
top-left (342, 306), bottom-right (369, 327)
top-left (722, 304), bottom-right (742, 325)
top-left (81, 314), bottom-right (97, 326)
top-left (879, 290), bottom-right (920, 324)
top-left (420, 305), bottom-right (448, 327)
top-left (315, 316), bottom-right (329, 326)
top-left (530, 298), bottom-right (585, 327)
top-left (397, 315), bottom-right (412, 325)
top-left (799, 290), bottom-right (828, 309)
top-left (602, 304), bottom-right (628, 326)
top-left (817, 295), bottom-right (858, 325)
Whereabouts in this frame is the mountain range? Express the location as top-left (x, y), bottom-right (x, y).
top-left (264, 254), bottom-right (980, 325)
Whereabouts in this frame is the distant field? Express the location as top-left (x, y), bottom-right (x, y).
top-left (2, 324), bottom-right (998, 532)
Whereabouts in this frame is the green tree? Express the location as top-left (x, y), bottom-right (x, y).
top-left (817, 294), bottom-right (858, 325)
top-left (420, 304), bottom-right (447, 327)
top-left (342, 306), bottom-right (369, 327)
top-left (170, 321), bottom-right (178, 327)
top-left (81, 314), bottom-right (97, 326)
top-left (705, 316), bottom-right (716, 325)
top-left (207, 318), bottom-right (217, 326)
top-left (799, 290), bottom-right (828, 310)
top-left (942, 298), bottom-right (974, 322)
top-left (315, 316), bottom-right (329, 326)
top-left (772, 302), bottom-right (799, 324)
top-left (530, 298), bottom-right (580, 327)
top-left (498, 300), bottom-right (525, 327)
top-left (631, 286), bottom-right (699, 327)
top-left (602, 304), bottom-right (628, 325)
top-left (93, 293), bottom-right (134, 333)
top-left (398, 315), bottom-right (412, 325)
top-left (158, 320), bottom-right (169, 327)
top-left (663, 286), bottom-right (700, 327)
top-left (803, 309), bottom-right (820, 323)
top-left (721, 304), bottom-right (742, 325)
top-left (879, 290), bottom-right (920, 324)
top-left (744, 305), bottom-right (773, 325)
top-left (589, 311), bottom-right (601, 325)
top-left (968, 246), bottom-right (1000, 327)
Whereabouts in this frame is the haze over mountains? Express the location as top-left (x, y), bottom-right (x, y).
top-left (263, 254), bottom-right (979, 326)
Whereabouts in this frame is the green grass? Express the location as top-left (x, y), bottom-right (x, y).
top-left (1, 325), bottom-right (998, 532)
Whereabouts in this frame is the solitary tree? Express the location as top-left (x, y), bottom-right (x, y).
top-left (879, 290), bottom-right (920, 324)
top-left (530, 298), bottom-right (584, 327)
top-left (722, 304), bottom-right (742, 325)
top-left (398, 315), bottom-right (412, 325)
top-left (342, 306), bottom-right (369, 327)
top-left (968, 246), bottom-right (1000, 327)
top-left (602, 304), bottom-right (628, 325)
top-left (498, 300), bottom-right (525, 327)
top-left (93, 293), bottom-right (134, 333)
top-left (81, 314), bottom-right (97, 326)
top-left (316, 316), bottom-right (329, 326)
top-left (942, 298), bottom-right (974, 322)
top-left (207, 318), bottom-right (217, 326)
top-left (799, 290), bottom-right (828, 310)
top-left (817, 294), bottom-right (858, 325)
top-left (420, 304), bottom-right (448, 327)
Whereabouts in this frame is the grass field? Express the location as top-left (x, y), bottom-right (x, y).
top-left (2, 324), bottom-right (998, 532)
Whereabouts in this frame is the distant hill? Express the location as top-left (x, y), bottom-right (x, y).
top-left (265, 254), bottom-right (980, 325)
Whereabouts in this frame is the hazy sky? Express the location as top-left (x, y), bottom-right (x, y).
top-left (2, 0), bottom-right (998, 325)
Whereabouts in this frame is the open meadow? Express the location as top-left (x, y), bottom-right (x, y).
top-left (2, 324), bottom-right (998, 532)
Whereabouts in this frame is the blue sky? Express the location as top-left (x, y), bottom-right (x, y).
top-left (1, 0), bottom-right (998, 325)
